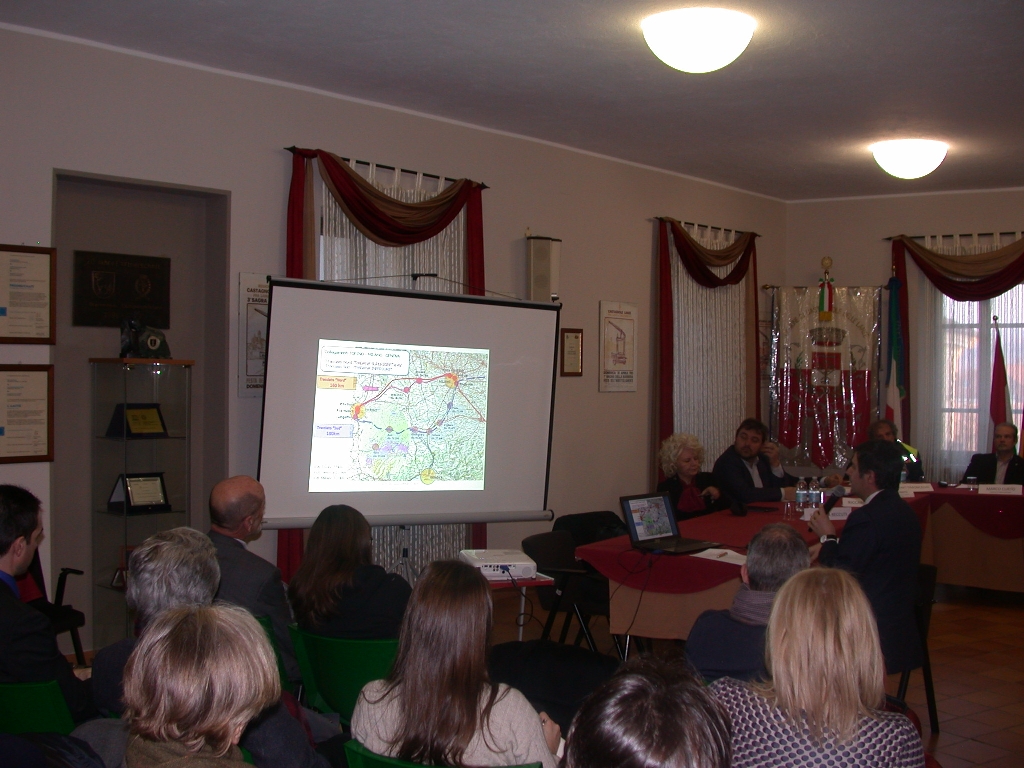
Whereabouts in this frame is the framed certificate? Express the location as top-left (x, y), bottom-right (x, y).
top-left (0, 245), bottom-right (56, 344)
top-left (0, 365), bottom-right (54, 463)
top-left (105, 403), bottom-right (169, 439)
top-left (108, 472), bottom-right (172, 514)
top-left (560, 328), bottom-right (583, 376)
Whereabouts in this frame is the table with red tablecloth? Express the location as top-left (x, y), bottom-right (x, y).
top-left (575, 497), bottom-right (932, 640)
top-left (919, 488), bottom-right (1024, 592)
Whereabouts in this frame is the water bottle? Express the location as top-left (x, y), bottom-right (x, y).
top-left (809, 477), bottom-right (822, 507)
top-left (796, 478), bottom-right (808, 511)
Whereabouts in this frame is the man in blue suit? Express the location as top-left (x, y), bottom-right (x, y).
top-left (809, 440), bottom-right (922, 675)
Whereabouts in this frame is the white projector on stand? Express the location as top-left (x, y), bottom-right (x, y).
top-left (459, 549), bottom-right (537, 581)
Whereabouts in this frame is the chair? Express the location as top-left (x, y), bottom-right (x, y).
top-left (23, 551), bottom-right (87, 667)
top-left (255, 615), bottom-right (294, 694)
top-left (345, 739), bottom-right (541, 768)
top-left (289, 625), bottom-right (398, 725)
top-left (551, 510), bottom-right (627, 546)
top-left (0, 680), bottom-right (75, 735)
top-left (521, 530), bottom-right (612, 654)
top-left (894, 563), bottom-right (939, 734)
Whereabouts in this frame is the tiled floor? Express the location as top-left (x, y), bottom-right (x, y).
top-left (492, 583), bottom-right (1024, 767)
top-left (904, 586), bottom-right (1024, 767)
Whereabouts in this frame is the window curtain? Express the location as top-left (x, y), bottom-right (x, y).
top-left (656, 218), bottom-right (759, 480)
top-left (280, 148), bottom-right (488, 581)
top-left (892, 233), bottom-right (1024, 482)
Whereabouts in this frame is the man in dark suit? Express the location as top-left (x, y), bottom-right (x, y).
top-left (961, 422), bottom-right (1024, 485)
top-left (712, 418), bottom-right (798, 505)
top-left (685, 523), bottom-right (809, 682)
top-left (207, 475), bottom-right (300, 686)
top-left (0, 485), bottom-right (95, 723)
top-left (809, 440), bottom-right (922, 675)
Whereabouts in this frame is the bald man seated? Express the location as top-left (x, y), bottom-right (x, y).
top-left (208, 476), bottom-right (300, 686)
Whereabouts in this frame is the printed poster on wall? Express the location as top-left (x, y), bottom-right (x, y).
top-left (599, 300), bottom-right (637, 392)
top-left (238, 273), bottom-right (270, 397)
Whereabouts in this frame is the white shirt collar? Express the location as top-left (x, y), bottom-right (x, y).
top-left (863, 489), bottom-right (883, 504)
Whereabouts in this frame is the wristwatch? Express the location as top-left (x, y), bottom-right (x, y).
top-left (820, 534), bottom-right (838, 544)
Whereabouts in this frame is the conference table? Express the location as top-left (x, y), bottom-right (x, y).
top-left (575, 494), bottom-right (946, 640)
top-left (920, 488), bottom-right (1024, 592)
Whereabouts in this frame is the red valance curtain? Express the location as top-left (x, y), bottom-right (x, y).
top-left (278, 148), bottom-right (488, 580)
top-left (890, 235), bottom-right (1024, 437)
top-left (656, 218), bottom-right (760, 466)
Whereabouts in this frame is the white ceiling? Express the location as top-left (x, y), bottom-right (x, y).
top-left (3, 0), bottom-right (1023, 200)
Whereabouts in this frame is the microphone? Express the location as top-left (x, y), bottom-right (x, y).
top-left (823, 485), bottom-right (847, 513)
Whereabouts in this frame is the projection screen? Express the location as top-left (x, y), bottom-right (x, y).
top-left (258, 279), bottom-right (560, 527)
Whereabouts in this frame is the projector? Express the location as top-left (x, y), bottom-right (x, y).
top-left (459, 549), bottom-right (537, 581)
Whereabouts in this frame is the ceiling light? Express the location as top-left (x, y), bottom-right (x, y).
top-left (869, 139), bottom-right (949, 179)
top-left (641, 8), bottom-right (757, 74)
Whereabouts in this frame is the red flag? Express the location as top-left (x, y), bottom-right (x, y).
top-left (989, 321), bottom-right (1013, 451)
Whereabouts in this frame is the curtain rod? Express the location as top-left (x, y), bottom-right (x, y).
top-left (285, 147), bottom-right (468, 185)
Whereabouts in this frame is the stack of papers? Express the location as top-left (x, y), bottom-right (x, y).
top-left (691, 548), bottom-right (747, 566)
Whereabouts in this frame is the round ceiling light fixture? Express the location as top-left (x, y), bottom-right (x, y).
top-left (869, 139), bottom-right (949, 179)
top-left (641, 8), bottom-right (757, 74)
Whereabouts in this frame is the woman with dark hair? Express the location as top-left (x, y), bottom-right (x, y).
top-left (288, 505), bottom-right (411, 639)
top-left (563, 656), bottom-right (731, 768)
top-left (351, 561), bottom-right (559, 768)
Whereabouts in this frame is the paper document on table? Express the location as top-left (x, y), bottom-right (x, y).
top-left (841, 497), bottom-right (864, 507)
top-left (691, 548), bottom-right (746, 566)
top-left (898, 488), bottom-right (916, 498)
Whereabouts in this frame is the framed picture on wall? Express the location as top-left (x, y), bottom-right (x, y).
top-left (0, 245), bottom-right (56, 345)
top-left (560, 328), bottom-right (583, 376)
top-left (0, 364), bottom-right (54, 463)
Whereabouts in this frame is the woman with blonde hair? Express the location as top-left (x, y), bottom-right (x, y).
top-left (657, 433), bottom-right (729, 519)
top-left (123, 603), bottom-right (281, 767)
top-left (711, 568), bottom-right (924, 767)
top-left (352, 560), bottom-right (559, 768)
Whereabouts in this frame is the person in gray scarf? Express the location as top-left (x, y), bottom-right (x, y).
top-left (685, 523), bottom-right (809, 682)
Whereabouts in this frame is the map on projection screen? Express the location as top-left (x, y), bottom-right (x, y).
top-left (308, 339), bottom-right (489, 492)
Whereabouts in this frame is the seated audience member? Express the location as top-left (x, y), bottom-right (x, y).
top-left (656, 433), bottom-right (730, 520)
top-left (563, 656), bottom-right (731, 768)
top-left (809, 439), bottom-right (922, 675)
top-left (869, 418), bottom-right (924, 481)
top-left (289, 505), bottom-right (411, 639)
top-left (352, 560), bottom-right (559, 768)
top-left (0, 484), bottom-right (95, 723)
top-left (123, 604), bottom-right (280, 767)
top-left (207, 475), bottom-right (299, 686)
top-left (711, 568), bottom-right (925, 768)
top-left (685, 523), bottom-right (809, 682)
top-left (961, 421), bottom-right (1024, 485)
top-left (712, 418), bottom-right (797, 505)
top-left (83, 527), bottom-right (331, 768)
top-left (92, 527), bottom-right (221, 716)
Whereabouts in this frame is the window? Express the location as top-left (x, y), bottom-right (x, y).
top-left (941, 287), bottom-right (1024, 466)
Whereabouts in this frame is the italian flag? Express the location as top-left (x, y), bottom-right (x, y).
top-left (885, 277), bottom-right (905, 432)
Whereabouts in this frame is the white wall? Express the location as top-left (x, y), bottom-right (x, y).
top-left (0, 26), bottom-right (788, 575)
top-left (785, 189), bottom-right (1024, 288)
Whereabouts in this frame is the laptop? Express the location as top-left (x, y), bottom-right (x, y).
top-left (619, 493), bottom-right (719, 554)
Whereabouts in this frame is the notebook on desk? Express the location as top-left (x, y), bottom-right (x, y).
top-left (620, 493), bottom-right (719, 554)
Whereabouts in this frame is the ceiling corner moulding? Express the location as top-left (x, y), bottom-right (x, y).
top-left (870, 139), bottom-right (949, 179)
top-left (641, 7), bottom-right (757, 74)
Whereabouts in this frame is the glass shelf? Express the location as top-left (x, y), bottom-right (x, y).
top-left (90, 360), bottom-right (192, 647)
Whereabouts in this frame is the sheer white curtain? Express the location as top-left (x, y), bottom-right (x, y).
top-left (317, 159), bottom-right (471, 576)
top-left (670, 224), bottom-right (747, 465)
top-left (910, 232), bottom-right (1024, 482)
top-left (320, 161), bottom-right (466, 293)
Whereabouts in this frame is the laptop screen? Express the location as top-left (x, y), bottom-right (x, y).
top-left (620, 493), bottom-right (680, 543)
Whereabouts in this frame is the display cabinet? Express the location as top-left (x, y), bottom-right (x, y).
top-left (90, 358), bottom-right (192, 646)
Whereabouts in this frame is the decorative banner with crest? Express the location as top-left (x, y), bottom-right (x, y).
top-left (769, 277), bottom-right (881, 470)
